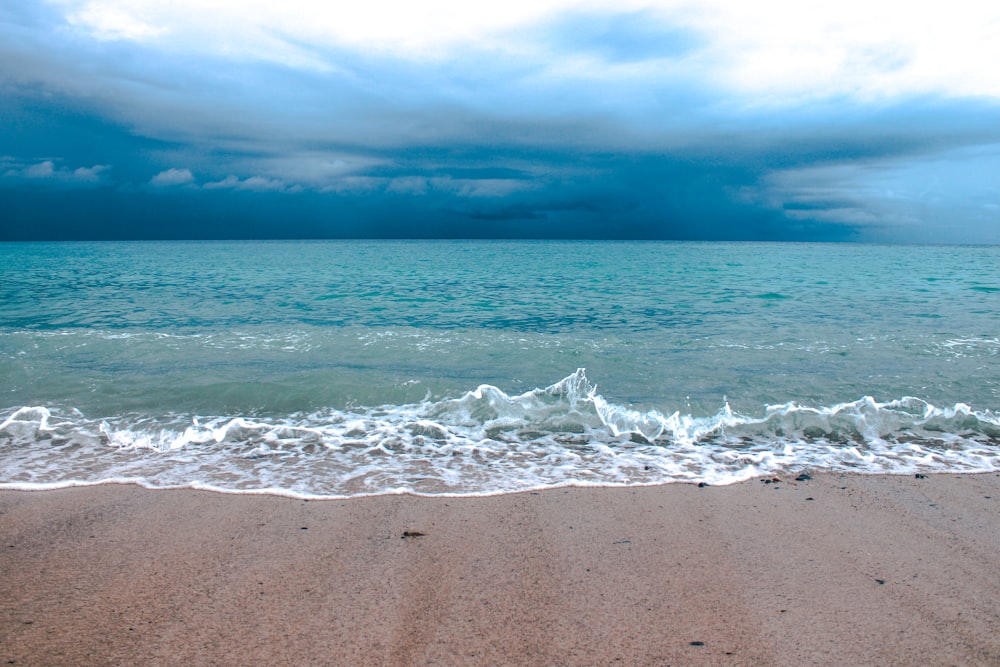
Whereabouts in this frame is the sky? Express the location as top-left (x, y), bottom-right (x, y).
top-left (2, 1), bottom-right (999, 242)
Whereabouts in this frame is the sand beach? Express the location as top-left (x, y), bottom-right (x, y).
top-left (3, 473), bottom-right (999, 665)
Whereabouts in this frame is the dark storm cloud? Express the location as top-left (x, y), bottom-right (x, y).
top-left (2, 3), bottom-right (999, 242)
top-left (0, 107), bottom-right (849, 242)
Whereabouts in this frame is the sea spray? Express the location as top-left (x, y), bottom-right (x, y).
top-left (2, 370), bottom-right (998, 498)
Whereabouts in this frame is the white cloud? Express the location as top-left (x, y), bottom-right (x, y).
top-left (24, 160), bottom-right (55, 178)
top-left (73, 164), bottom-right (110, 181)
top-left (59, 0), bottom-right (577, 56)
top-left (204, 174), bottom-right (287, 191)
top-left (68, 2), bottom-right (166, 41)
top-left (2, 158), bottom-right (111, 183)
top-left (150, 167), bottom-right (194, 186)
top-left (241, 154), bottom-right (386, 188)
top-left (49, 1), bottom-right (1000, 100)
top-left (202, 175), bottom-right (240, 190)
top-left (679, 0), bottom-right (1000, 102)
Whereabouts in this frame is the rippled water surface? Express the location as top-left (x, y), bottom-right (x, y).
top-left (2, 241), bottom-right (999, 495)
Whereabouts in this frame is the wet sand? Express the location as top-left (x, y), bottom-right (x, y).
top-left (2, 473), bottom-right (999, 666)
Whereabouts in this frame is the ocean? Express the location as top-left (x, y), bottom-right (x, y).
top-left (1, 240), bottom-right (998, 497)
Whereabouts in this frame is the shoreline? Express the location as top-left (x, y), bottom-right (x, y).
top-left (3, 473), bottom-right (1000, 665)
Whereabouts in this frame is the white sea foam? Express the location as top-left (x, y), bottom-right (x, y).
top-left (937, 337), bottom-right (1000, 358)
top-left (1, 370), bottom-right (999, 498)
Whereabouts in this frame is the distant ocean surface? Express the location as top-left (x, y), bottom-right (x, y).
top-left (2, 240), bottom-right (999, 497)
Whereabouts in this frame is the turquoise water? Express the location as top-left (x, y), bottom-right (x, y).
top-left (2, 241), bottom-right (999, 495)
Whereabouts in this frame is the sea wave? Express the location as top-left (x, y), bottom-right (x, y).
top-left (2, 370), bottom-right (999, 497)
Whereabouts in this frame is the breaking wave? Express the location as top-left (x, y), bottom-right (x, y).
top-left (2, 370), bottom-right (999, 497)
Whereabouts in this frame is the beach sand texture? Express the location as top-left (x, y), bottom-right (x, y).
top-left (3, 473), bottom-right (999, 666)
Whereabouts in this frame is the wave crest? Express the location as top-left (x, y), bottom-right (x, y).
top-left (2, 370), bottom-right (999, 497)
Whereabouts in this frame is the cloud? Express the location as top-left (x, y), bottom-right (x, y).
top-left (384, 176), bottom-right (429, 195)
top-left (430, 177), bottom-right (534, 198)
top-left (24, 160), bottom-right (55, 178)
top-left (32, 1), bottom-right (1000, 102)
top-left (319, 176), bottom-right (386, 195)
top-left (326, 174), bottom-right (535, 198)
top-left (73, 164), bottom-right (110, 181)
top-left (1, 158), bottom-right (111, 185)
top-left (752, 143), bottom-right (1000, 242)
top-left (54, 0), bottom-right (566, 59)
top-left (235, 154), bottom-right (385, 189)
top-left (204, 175), bottom-right (288, 192)
top-left (3, 2), bottom-right (1000, 242)
top-left (69, 2), bottom-right (167, 42)
top-left (661, 1), bottom-right (1000, 101)
top-left (526, 9), bottom-right (701, 64)
top-left (150, 168), bottom-right (194, 186)
top-left (6, 2), bottom-right (998, 163)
